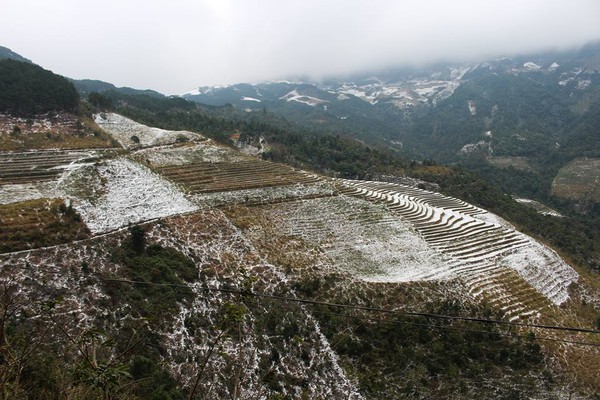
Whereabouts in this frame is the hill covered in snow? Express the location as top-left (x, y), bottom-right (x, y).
top-left (1, 113), bottom-right (599, 398)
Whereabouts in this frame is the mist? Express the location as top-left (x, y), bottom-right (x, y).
top-left (2, 0), bottom-right (600, 94)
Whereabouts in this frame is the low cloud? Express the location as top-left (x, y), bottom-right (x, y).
top-left (3, 0), bottom-right (600, 94)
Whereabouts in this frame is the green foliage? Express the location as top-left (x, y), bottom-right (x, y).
top-left (260, 131), bottom-right (406, 178)
top-left (314, 300), bottom-right (546, 398)
top-left (0, 59), bottom-right (79, 115)
top-left (106, 228), bottom-right (198, 318)
top-left (87, 91), bottom-right (113, 110)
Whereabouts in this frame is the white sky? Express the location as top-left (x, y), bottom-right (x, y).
top-left (2, 0), bottom-right (600, 95)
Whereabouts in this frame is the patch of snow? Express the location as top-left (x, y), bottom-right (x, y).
top-left (95, 113), bottom-right (204, 149)
top-left (523, 62), bottom-right (541, 71)
top-left (68, 158), bottom-right (197, 234)
top-left (577, 79), bottom-right (591, 89)
top-left (515, 198), bottom-right (563, 217)
top-left (547, 62), bottom-right (560, 72)
top-left (468, 100), bottom-right (477, 116)
top-left (133, 142), bottom-right (246, 166)
top-left (191, 181), bottom-right (335, 209)
top-left (0, 181), bottom-right (61, 204)
top-left (241, 96), bottom-right (261, 102)
top-left (559, 77), bottom-right (574, 86)
top-left (182, 88), bottom-right (201, 96)
top-left (279, 90), bottom-right (329, 107)
top-left (499, 242), bottom-right (578, 305)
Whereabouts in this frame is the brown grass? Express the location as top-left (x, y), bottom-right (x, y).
top-left (0, 113), bottom-right (120, 151)
top-left (0, 198), bottom-right (90, 253)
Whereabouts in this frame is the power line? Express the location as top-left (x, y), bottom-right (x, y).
top-left (6, 262), bottom-right (599, 345)
top-left (100, 277), bottom-right (600, 338)
top-left (236, 293), bottom-right (600, 347)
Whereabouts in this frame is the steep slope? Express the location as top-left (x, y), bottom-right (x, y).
top-left (0, 115), bottom-right (599, 398)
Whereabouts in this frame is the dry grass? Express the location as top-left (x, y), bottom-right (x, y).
top-left (156, 159), bottom-right (320, 193)
top-left (488, 156), bottom-right (536, 172)
top-left (0, 113), bottom-right (119, 151)
top-left (0, 198), bottom-right (90, 253)
top-left (552, 158), bottom-right (600, 202)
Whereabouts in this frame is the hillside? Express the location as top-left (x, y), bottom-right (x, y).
top-left (0, 59), bottom-right (79, 115)
top-left (1, 113), bottom-right (599, 398)
top-left (184, 43), bottom-right (600, 215)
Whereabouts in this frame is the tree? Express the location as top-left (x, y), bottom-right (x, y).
top-left (88, 92), bottom-right (113, 110)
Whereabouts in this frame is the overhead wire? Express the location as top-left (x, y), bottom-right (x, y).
top-left (4, 262), bottom-right (600, 345)
top-left (100, 277), bottom-right (600, 346)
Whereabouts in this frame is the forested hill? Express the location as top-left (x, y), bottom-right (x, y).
top-left (0, 59), bottom-right (79, 114)
top-left (0, 45), bottom-right (32, 63)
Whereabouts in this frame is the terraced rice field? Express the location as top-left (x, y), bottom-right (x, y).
top-left (552, 157), bottom-right (600, 202)
top-left (0, 149), bottom-right (109, 185)
top-left (156, 159), bottom-right (321, 193)
top-left (331, 179), bottom-right (578, 320)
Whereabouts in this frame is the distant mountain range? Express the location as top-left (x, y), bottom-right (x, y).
top-left (182, 42), bottom-right (600, 163)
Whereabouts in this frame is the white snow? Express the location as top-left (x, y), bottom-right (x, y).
top-left (559, 77), bottom-right (574, 86)
top-left (95, 113), bottom-right (204, 149)
top-left (515, 198), bottom-right (563, 217)
top-left (68, 158), bottom-right (197, 234)
top-left (279, 90), bottom-right (329, 107)
top-left (548, 62), bottom-right (560, 72)
top-left (468, 100), bottom-right (477, 116)
top-left (0, 181), bottom-right (61, 204)
top-left (182, 88), bottom-right (201, 96)
top-left (241, 96), bottom-right (261, 102)
top-left (337, 179), bottom-right (579, 306)
top-left (523, 62), bottom-right (541, 71)
top-left (577, 79), bottom-right (591, 89)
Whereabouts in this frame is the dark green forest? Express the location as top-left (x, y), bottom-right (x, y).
top-left (0, 59), bottom-right (79, 114)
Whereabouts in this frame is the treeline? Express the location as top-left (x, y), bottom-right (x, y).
top-left (0, 59), bottom-right (79, 114)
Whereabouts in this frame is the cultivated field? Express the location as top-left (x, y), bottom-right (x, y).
top-left (1, 113), bottom-right (599, 395)
top-left (552, 157), bottom-right (600, 202)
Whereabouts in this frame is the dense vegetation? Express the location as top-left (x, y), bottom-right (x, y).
top-left (316, 301), bottom-right (546, 398)
top-left (0, 228), bottom-right (194, 400)
top-left (0, 60), bottom-right (79, 115)
top-left (106, 226), bottom-right (197, 319)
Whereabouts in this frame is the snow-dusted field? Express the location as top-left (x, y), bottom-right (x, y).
top-left (0, 114), bottom-right (580, 321)
top-left (264, 196), bottom-right (450, 281)
top-left (94, 113), bottom-right (205, 149)
top-left (132, 141), bottom-right (248, 166)
top-left (336, 179), bottom-right (579, 309)
top-left (0, 181), bottom-right (62, 204)
top-left (64, 158), bottom-right (197, 233)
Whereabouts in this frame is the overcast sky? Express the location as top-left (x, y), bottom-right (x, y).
top-left (2, 0), bottom-right (600, 94)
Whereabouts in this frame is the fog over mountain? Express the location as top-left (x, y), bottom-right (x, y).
top-left (2, 0), bottom-right (600, 94)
